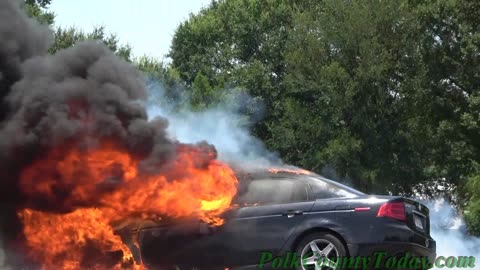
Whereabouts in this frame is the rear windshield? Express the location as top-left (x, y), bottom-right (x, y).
top-left (307, 175), bottom-right (365, 199)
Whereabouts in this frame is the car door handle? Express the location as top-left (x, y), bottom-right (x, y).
top-left (282, 210), bottom-right (303, 218)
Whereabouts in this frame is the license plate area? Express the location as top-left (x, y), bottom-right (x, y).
top-left (414, 214), bottom-right (424, 230)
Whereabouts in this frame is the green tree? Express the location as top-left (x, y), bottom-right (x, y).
top-left (136, 56), bottom-right (183, 84)
top-left (49, 26), bottom-right (133, 61)
top-left (275, 0), bottom-right (425, 194)
top-left (136, 56), bottom-right (189, 111)
top-left (24, 0), bottom-right (54, 25)
top-left (465, 172), bottom-right (480, 235)
top-left (191, 72), bottom-right (215, 109)
top-left (25, 0), bottom-right (51, 7)
top-left (406, 0), bottom-right (480, 194)
top-left (169, 0), bottom-right (307, 138)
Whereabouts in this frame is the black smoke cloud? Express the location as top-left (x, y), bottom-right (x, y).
top-left (0, 0), bottom-right (51, 119)
top-left (0, 0), bottom-right (218, 205)
top-left (0, 0), bottom-right (215, 267)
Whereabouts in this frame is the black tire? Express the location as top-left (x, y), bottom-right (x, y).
top-left (295, 232), bottom-right (348, 270)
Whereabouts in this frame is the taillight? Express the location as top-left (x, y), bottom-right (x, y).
top-left (377, 201), bottom-right (406, 221)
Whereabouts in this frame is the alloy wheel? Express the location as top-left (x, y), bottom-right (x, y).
top-left (300, 239), bottom-right (339, 270)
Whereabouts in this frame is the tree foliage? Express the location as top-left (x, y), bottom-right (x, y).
top-left (25, 0), bottom-right (51, 8)
top-left (169, 0), bottom-right (308, 137)
top-left (50, 26), bottom-right (133, 61)
top-left (24, 0), bottom-right (54, 25)
top-left (465, 171), bottom-right (480, 235)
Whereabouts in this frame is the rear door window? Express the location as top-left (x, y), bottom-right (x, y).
top-left (308, 176), bottom-right (360, 199)
top-left (234, 178), bottom-right (309, 205)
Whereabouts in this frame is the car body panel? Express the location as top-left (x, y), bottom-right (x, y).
top-left (221, 201), bottom-right (315, 266)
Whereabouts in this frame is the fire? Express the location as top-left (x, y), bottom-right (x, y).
top-left (268, 167), bottom-right (312, 175)
top-left (18, 208), bottom-right (138, 270)
top-left (17, 141), bottom-right (238, 269)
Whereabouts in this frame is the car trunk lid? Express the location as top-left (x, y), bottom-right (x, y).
top-left (401, 197), bottom-right (430, 236)
top-left (373, 196), bottom-right (430, 236)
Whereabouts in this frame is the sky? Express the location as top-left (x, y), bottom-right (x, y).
top-left (50, 0), bottom-right (212, 61)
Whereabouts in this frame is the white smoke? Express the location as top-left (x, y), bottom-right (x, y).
top-left (0, 238), bottom-right (12, 270)
top-left (145, 79), bottom-right (281, 168)
top-left (426, 198), bottom-right (480, 269)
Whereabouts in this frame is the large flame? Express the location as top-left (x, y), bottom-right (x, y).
top-left (17, 141), bottom-right (238, 269)
top-left (18, 208), bottom-right (138, 270)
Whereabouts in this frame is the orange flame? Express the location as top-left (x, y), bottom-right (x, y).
top-left (18, 208), bottom-right (139, 270)
top-left (17, 142), bottom-right (238, 269)
top-left (268, 167), bottom-right (312, 175)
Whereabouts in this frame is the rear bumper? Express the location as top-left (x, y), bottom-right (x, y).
top-left (332, 216), bottom-right (436, 269)
top-left (347, 241), bottom-right (436, 269)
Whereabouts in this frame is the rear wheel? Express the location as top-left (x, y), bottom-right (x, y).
top-left (295, 232), bottom-right (347, 270)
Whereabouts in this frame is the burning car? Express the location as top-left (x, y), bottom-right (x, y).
top-left (0, 2), bottom-right (436, 269)
top-left (126, 168), bottom-right (437, 270)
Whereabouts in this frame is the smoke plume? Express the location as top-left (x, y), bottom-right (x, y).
top-left (145, 79), bottom-right (280, 168)
top-left (427, 199), bottom-right (480, 269)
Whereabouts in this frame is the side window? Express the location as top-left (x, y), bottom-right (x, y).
top-left (291, 180), bottom-right (309, 202)
top-left (234, 178), bottom-right (310, 205)
top-left (309, 177), bottom-right (358, 199)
